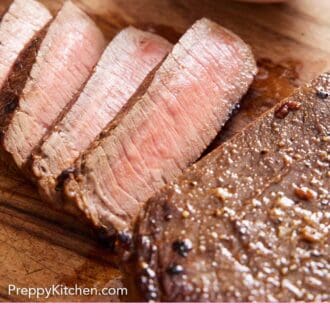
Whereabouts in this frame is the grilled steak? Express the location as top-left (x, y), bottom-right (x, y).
top-left (2, 1), bottom-right (106, 169)
top-left (31, 27), bottom-right (172, 206)
top-left (0, 0), bottom-right (52, 131)
top-left (63, 18), bottom-right (257, 240)
top-left (136, 73), bottom-right (330, 302)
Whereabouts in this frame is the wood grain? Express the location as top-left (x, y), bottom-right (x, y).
top-left (0, 0), bottom-right (329, 302)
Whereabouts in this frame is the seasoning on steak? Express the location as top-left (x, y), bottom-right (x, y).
top-left (63, 18), bottom-right (257, 240)
top-left (2, 1), bottom-right (106, 169)
top-left (0, 0), bottom-right (52, 131)
top-left (136, 73), bottom-right (330, 302)
top-left (31, 27), bottom-right (172, 205)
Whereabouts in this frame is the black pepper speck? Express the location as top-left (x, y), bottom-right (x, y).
top-left (172, 239), bottom-right (193, 257)
top-left (316, 88), bottom-right (329, 99)
top-left (166, 264), bottom-right (184, 275)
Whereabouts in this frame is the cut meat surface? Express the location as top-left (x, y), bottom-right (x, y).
top-left (32, 27), bottom-right (172, 205)
top-left (136, 73), bottom-right (330, 302)
top-left (2, 1), bottom-right (106, 169)
top-left (0, 0), bottom-right (52, 129)
top-left (64, 18), bottom-right (257, 238)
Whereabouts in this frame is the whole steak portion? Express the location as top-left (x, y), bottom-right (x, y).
top-left (0, 0), bottom-right (52, 130)
top-left (64, 18), bottom-right (257, 240)
top-left (136, 74), bottom-right (330, 302)
top-left (2, 1), bottom-right (106, 169)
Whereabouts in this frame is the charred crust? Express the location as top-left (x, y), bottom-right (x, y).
top-left (162, 199), bottom-right (178, 222)
top-left (95, 226), bottom-right (117, 251)
top-left (55, 167), bottom-right (76, 191)
top-left (117, 231), bottom-right (133, 249)
top-left (231, 102), bottom-right (241, 114)
top-left (3, 94), bottom-right (18, 114)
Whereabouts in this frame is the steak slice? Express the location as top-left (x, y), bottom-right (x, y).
top-left (2, 1), bottom-right (106, 169)
top-left (64, 18), bottom-right (257, 240)
top-left (136, 73), bottom-right (330, 302)
top-left (31, 27), bottom-right (172, 205)
top-left (0, 0), bottom-right (52, 130)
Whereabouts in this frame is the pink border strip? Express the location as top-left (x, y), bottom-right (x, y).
top-left (1, 303), bottom-right (328, 329)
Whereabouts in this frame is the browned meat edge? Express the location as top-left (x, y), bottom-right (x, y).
top-left (0, 23), bottom-right (50, 136)
top-left (0, 23), bottom-right (52, 176)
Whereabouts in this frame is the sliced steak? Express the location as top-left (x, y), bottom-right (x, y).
top-left (64, 18), bottom-right (257, 239)
top-left (31, 27), bottom-right (172, 205)
top-left (136, 73), bottom-right (330, 302)
top-left (0, 0), bottom-right (52, 130)
top-left (2, 1), bottom-right (106, 169)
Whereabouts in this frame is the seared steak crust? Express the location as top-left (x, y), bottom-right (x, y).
top-left (136, 74), bottom-right (330, 302)
top-left (0, 28), bottom-right (47, 133)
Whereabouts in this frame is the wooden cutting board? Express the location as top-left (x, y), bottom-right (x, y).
top-left (0, 0), bottom-right (330, 302)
